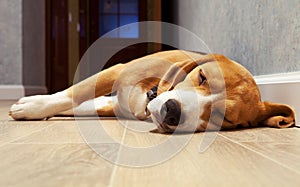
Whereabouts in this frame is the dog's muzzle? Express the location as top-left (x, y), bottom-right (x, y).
top-left (147, 86), bottom-right (184, 129)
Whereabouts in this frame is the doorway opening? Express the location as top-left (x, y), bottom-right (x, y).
top-left (46, 0), bottom-right (174, 93)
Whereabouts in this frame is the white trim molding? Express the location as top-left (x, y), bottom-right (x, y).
top-left (0, 85), bottom-right (47, 100)
top-left (255, 72), bottom-right (300, 126)
top-left (254, 71), bottom-right (300, 85)
top-left (0, 85), bottom-right (24, 100)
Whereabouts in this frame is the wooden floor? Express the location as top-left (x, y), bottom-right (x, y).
top-left (1, 100), bottom-right (300, 187)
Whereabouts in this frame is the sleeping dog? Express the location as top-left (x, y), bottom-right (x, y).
top-left (9, 50), bottom-right (295, 133)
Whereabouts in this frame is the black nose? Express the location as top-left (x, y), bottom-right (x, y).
top-left (161, 99), bottom-right (182, 126)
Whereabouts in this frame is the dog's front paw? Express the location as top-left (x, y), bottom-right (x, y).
top-left (9, 95), bottom-right (53, 120)
top-left (9, 92), bottom-right (72, 120)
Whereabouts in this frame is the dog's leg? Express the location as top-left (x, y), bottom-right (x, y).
top-left (59, 96), bottom-right (118, 117)
top-left (9, 64), bottom-right (125, 120)
top-left (66, 64), bottom-right (125, 104)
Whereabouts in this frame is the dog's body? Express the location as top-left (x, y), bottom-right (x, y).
top-left (9, 50), bottom-right (295, 133)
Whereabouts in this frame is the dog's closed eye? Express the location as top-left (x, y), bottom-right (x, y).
top-left (199, 69), bottom-right (207, 85)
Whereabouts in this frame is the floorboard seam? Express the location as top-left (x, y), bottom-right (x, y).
top-left (108, 121), bottom-right (128, 187)
top-left (0, 123), bottom-right (54, 148)
top-left (219, 134), bottom-right (300, 176)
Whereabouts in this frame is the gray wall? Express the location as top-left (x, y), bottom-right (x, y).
top-left (0, 0), bottom-right (22, 85)
top-left (174, 0), bottom-right (300, 76)
top-left (0, 0), bottom-right (45, 93)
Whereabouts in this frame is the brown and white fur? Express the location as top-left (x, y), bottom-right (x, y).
top-left (9, 50), bottom-right (295, 133)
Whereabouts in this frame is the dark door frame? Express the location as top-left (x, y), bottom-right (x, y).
top-left (46, 0), bottom-right (69, 93)
top-left (46, 0), bottom-right (168, 94)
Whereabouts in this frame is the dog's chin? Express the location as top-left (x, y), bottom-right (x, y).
top-left (148, 113), bottom-right (172, 133)
top-left (150, 124), bottom-right (199, 134)
top-left (160, 123), bottom-right (176, 133)
top-left (150, 124), bottom-right (175, 134)
top-left (149, 115), bottom-right (196, 134)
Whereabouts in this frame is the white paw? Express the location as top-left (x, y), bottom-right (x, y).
top-left (9, 92), bottom-right (72, 120)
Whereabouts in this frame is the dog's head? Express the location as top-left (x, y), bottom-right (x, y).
top-left (147, 54), bottom-right (295, 133)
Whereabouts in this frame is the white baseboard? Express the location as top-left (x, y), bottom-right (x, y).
top-left (254, 71), bottom-right (300, 85)
top-left (0, 85), bottom-right (24, 100)
top-left (0, 85), bottom-right (47, 100)
top-left (254, 71), bottom-right (300, 126)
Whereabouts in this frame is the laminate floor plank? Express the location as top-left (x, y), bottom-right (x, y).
top-left (111, 134), bottom-right (300, 187)
top-left (219, 127), bottom-right (300, 174)
top-left (219, 127), bottom-right (300, 142)
top-left (238, 141), bottom-right (300, 174)
top-left (0, 143), bottom-right (114, 187)
top-left (12, 118), bottom-right (85, 144)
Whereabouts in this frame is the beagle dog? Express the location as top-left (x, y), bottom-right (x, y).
top-left (9, 50), bottom-right (295, 133)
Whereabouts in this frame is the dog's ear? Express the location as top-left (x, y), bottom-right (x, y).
top-left (258, 102), bottom-right (295, 128)
top-left (157, 60), bottom-right (198, 94)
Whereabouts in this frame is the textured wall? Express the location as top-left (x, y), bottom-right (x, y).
top-left (0, 0), bottom-right (22, 84)
top-left (0, 0), bottom-right (45, 89)
top-left (174, 0), bottom-right (300, 75)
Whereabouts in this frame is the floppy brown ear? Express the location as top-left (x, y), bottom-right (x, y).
top-left (157, 60), bottom-right (198, 94)
top-left (258, 102), bottom-right (296, 128)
